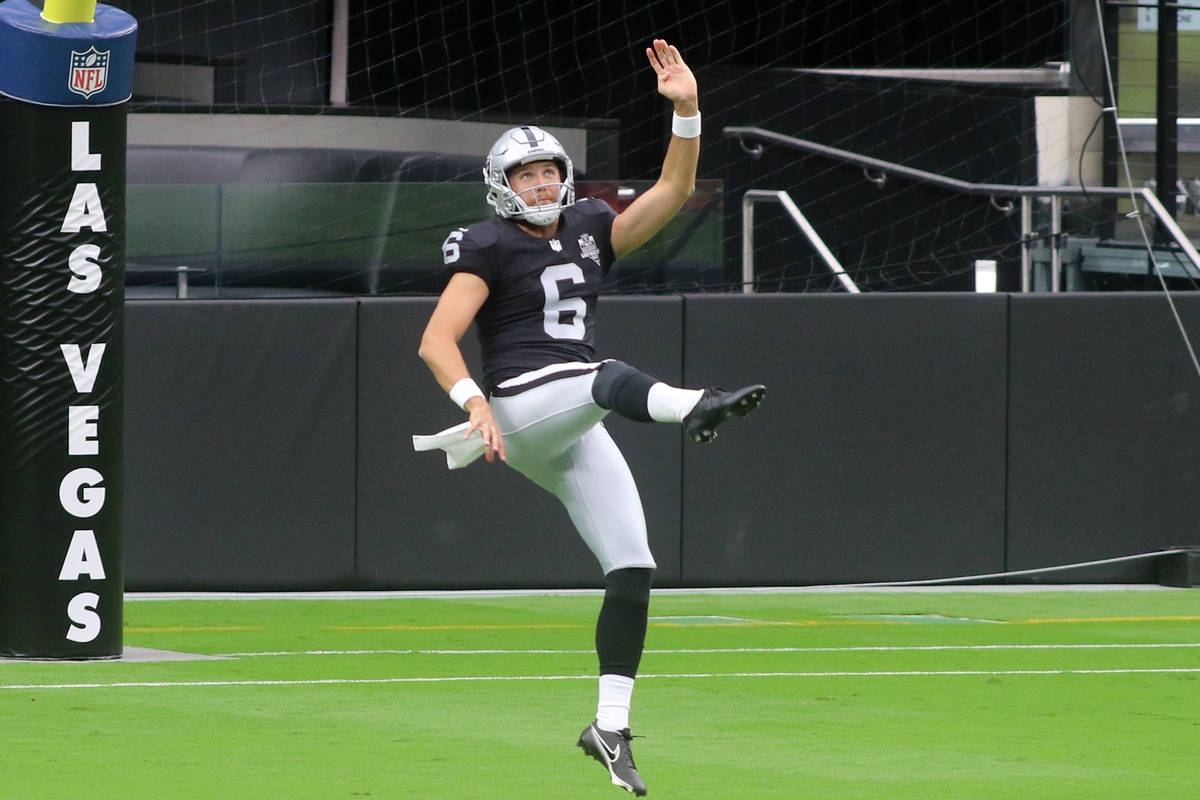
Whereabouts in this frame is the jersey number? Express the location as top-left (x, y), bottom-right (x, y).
top-left (540, 263), bottom-right (586, 340)
top-left (442, 228), bottom-right (466, 264)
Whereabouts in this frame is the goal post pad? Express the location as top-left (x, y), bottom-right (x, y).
top-left (0, 0), bottom-right (136, 659)
top-left (0, 0), bottom-right (136, 106)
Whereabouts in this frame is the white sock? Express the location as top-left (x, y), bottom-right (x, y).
top-left (646, 383), bottom-right (703, 423)
top-left (596, 674), bottom-right (635, 732)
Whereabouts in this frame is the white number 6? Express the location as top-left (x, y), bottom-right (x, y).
top-left (540, 263), bottom-right (587, 340)
top-left (442, 229), bottom-right (466, 264)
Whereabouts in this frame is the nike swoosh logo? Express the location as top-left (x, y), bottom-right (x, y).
top-left (596, 730), bottom-right (621, 762)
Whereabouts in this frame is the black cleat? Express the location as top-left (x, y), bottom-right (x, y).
top-left (683, 384), bottom-right (766, 444)
top-left (578, 722), bottom-right (648, 796)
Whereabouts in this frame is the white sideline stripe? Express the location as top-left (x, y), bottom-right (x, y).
top-left (215, 643), bottom-right (1200, 657)
top-left (4, 668), bottom-right (1200, 691)
top-left (124, 584), bottom-right (1182, 601)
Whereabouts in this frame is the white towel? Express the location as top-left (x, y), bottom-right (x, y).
top-left (412, 421), bottom-right (486, 470)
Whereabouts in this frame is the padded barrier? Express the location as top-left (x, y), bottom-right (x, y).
top-left (679, 293), bottom-right (1010, 585)
top-left (123, 300), bottom-right (358, 590)
top-left (1005, 292), bottom-right (1200, 583)
top-left (120, 294), bottom-right (1199, 590)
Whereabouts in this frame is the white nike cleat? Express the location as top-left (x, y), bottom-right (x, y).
top-left (577, 721), bottom-right (647, 796)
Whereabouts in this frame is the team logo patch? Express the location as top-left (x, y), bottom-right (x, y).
top-left (549, 238), bottom-right (563, 252)
top-left (578, 233), bottom-right (600, 264)
top-left (69, 47), bottom-right (110, 99)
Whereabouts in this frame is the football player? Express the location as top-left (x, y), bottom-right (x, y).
top-left (415, 39), bottom-right (765, 796)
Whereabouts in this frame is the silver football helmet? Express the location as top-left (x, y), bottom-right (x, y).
top-left (483, 126), bottom-right (575, 226)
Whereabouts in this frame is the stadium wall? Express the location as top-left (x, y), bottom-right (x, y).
top-left (122, 293), bottom-right (1200, 590)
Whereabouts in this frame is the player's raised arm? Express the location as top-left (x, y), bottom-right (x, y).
top-left (610, 39), bottom-right (701, 259)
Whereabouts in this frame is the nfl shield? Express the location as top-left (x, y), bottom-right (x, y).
top-left (68, 47), bottom-right (110, 99)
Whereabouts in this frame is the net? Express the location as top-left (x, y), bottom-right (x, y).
top-left (113, 0), bottom-right (1169, 296)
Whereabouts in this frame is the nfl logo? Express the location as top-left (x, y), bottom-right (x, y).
top-left (68, 47), bottom-right (110, 99)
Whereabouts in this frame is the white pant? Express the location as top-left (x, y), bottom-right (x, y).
top-left (415, 364), bottom-right (656, 575)
top-left (494, 371), bottom-right (656, 575)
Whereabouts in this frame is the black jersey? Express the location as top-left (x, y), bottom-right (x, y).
top-left (443, 198), bottom-right (618, 395)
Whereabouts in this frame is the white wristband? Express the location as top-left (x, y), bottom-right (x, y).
top-left (449, 378), bottom-right (485, 410)
top-left (672, 110), bottom-right (701, 139)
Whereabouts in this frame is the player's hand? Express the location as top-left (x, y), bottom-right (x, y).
top-left (646, 39), bottom-right (698, 116)
top-left (464, 397), bottom-right (506, 463)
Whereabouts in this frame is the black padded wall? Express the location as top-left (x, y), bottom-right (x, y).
top-left (120, 293), bottom-right (1200, 590)
top-left (1006, 293), bottom-right (1200, 581)
top-left (123, 300), bottom-right (358, 589)
top-left (355, 296), bottom-right (684, 589)
top-left (679, 293), bottom-right (1010, 585)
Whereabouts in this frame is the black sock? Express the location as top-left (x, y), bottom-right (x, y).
top-left (595, 567), bottom-right (653, 677)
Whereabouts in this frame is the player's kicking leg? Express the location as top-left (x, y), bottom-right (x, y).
top-left (590, 360), bottom-right (766, 443)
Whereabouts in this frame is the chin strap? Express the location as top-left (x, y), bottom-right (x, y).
top-left (520, 208), bottom-right (562, 226)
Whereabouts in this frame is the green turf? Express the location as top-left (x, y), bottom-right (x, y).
top-left (2, 589), bottom-right (1198, 799)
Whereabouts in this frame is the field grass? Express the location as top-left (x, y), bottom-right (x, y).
top-left (2, 588), bottom-right (1198, 799)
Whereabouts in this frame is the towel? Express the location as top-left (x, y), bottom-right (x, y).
top-left (412, 421), bottom-right (486, 470)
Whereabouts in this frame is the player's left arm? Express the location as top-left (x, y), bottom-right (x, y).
top-left (611, 39), bottom-right (700, 259)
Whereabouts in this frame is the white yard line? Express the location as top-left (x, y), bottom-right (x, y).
top-left (125, 584), bottom-right (1183, 601)
top-left (4, 667), bottom-right (1200, 692)
top-left (213, 642), bottom-right (1200, 657)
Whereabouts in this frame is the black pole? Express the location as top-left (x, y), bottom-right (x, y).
top-left (1100, 0), bottom-right (1120, 240)
top-left (0, 0), bottom-right (137, 660)
top-left (1156, 0), bottom-right (1179, 243)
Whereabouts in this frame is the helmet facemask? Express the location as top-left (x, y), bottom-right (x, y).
top-left (484, 126), bottom-right (576, 227)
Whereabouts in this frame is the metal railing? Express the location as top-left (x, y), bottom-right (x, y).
top-left (742, 190), bottom-right (860, 293)
top-left (725, 125), bottom-right (1200, 291)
